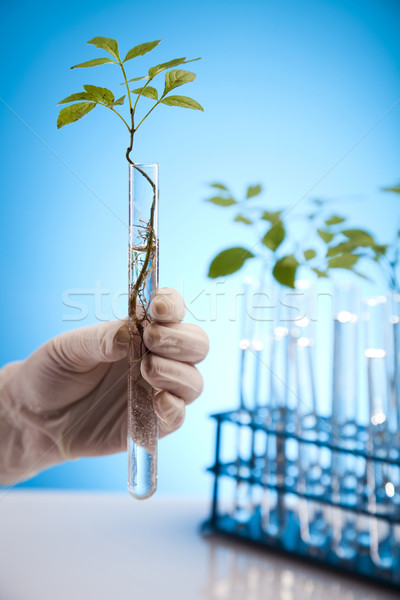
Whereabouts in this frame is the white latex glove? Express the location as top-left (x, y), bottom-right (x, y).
top-left (0, 288), bottom-right (209, 486)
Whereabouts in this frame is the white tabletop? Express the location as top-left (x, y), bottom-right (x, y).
top-left (0, 491), bottom-right (397, 600)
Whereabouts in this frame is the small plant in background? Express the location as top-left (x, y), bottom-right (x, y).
top-left (206, 182), bottom-right (400, 290)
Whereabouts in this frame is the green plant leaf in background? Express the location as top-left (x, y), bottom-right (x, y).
top-left (234, 215), bottom-right (253, 225)
top-left (317, 229), bottom-right (335, 243)
top-left (328, 254), bottom-right (360, 269)
top-left (87, 36), bottom-right (120, 60)
top-left (325, 215), bottom-right (345, 225)
top-left (341, 229), bottom-right (375, 246)
top-left (373, 244), bottom-right (388, 255)
top-left (71, 57), bottom-right (116, 69)
top-left (326, 240), bottom-right (361, 257)
top-left (208, 247), bottom-right (255, 278)
top-left (160, 95), bottom-right (203, 110)
top-left (246, 184), bottom-right (262, 199)
top-left (262, 222), bottom-right (285, 251)
top-left (272, 255), bottom-right (299, 288)
top-left (56, 102), bottom-right (96, 128)
top-left (83, 84), bottom-right (114, 105)
top-left (132, 86), bottom-right (159, 100)
top-left (383, 184), bottom-right (400, 194)
top-left (210, 183), bottom-right (228, 191)
top-left (206, 196), bottom-right (237, 207)
top-left (123, 40), bottom-right (161, 62)
top-left (304, 249), bottom-right (317, 260)
top-left (261, 210), bottom-right (281, 223)
top-left (312, 268), bottom-right (328, 278)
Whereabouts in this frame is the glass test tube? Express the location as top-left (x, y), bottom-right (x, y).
top-left (388, 293), bottom-right (400, 520)
top-left (330, 281), bottom-right (360, 559)
top-left (364, 296), bottom-right (396, 568)
top-left (332, 282), bottom-right (360, 438)
top-left (291, 285), bottom-right (327, 547)
top-left (234, 279), bottom-right (256, 523)
top-left (238, 278), bottom-right (255, 411)
top-left (128, 163), bottom-right (159, 499)
top-left (388, 292), bottom-right (400, 440)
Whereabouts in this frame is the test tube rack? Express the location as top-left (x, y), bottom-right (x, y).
top-left (203, 407), bottom-right (400, 589)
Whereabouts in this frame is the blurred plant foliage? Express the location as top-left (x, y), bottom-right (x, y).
top-left (206, 182), bottom-right (400, 290)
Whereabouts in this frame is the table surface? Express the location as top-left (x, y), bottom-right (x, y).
top-left (0, 491), bottom-right (398, 600)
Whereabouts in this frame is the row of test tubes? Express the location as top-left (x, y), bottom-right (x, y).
top-left (221, 278), bottom-right (400, 574)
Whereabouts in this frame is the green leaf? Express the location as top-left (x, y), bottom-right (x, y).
top-left (312, 268), bottom-right (328, 278)
top-left (382, 185), bottom-right (400, 194)
top-left (206, 196), bottom-right (237, 207)
top-left (262, 223), bottom-right (285, 251)
top-left (246, 184), bottom-right (262, 199)
top-left (131, 86), bottom-right (159, 100)
top-left (325, 215), bottom-right (345, 226)
top-left (261, 210), bottom-right (281, 223)
top-left (123, 40), bottom-right (161, 63)
top-left (149, 57), bottom-right (185, 78)
top-left (83, 84), bottom-right (114, 106)
top-left (160, 95), bottom-right (203, 111)
top-left (234, 215), bottom-right (252, 225)
top-left (70, 57), bottom-right (116, 69)
top-left (326, 241), bottom-right (357, 257)
top-left (317, 229), bottom-right (334, 243)
top-left (210, 183), bottom-right (228, 191)
top-left (208, 247), bottom-right (255, 278)
top-left (372, 244), bottom-right (387, 254)
top-left (328, 254), bottom-right (360, 269)
top-left (304, 249), bottom-right (316, 261)
top-left (312, 198), bottom-right (325, 205)
top-left (124, 75), bottom-right (150, 84)
top-left (148, 57), bottom-right (200, 78)
top-left (341, 229), bottom-right (374, 246)
top-left (113, 95), bottom-right (125, 106)
top-left (57, 92), bottom-right (94, 104)
top-left (57, 102), bottom-right (96, 128)
top-left (87, 37), bottom-right (120, 60)
top-left (164, 69), bottom-right (196, 94)
top-left (272, 255), bottom-right (299, 288)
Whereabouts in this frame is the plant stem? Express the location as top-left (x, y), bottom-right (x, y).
top-left (120, 61), bottom-right (133, 113)
top-left (134, 95), bottom-right (165, 132)
top-left (126, 125), bottom-right (134, 164)
top-left (132, 78), bottom-right (152, 115)
top-left (108, 106), bottom-right (131, 132)
top-left (129, 167), bottom-right (157, 343)
top-left (119, 61), bottom-right (136, 163)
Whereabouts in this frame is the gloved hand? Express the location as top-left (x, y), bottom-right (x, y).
top-left (0, 288), bottom-right (209, 486)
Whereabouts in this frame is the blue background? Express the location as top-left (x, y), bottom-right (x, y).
top-left (0, 0), bottom-right (399, 496)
